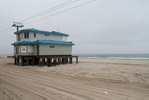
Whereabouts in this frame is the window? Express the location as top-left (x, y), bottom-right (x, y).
top-left (18, 34), bottom-right (21, 41)
top-left (50, 46), bottom-right (55, 48)
top-left (34, 33), bottom-right (36, 38)
top-left (24, 32), bottom-right (29, 38)
top-left (45, 34), bottom-right (49, 36)
top-left (27, 32), bottom-right (29, 38)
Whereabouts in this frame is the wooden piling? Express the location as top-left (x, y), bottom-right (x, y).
top-left (16, 57), bottom-right (19, 65)
top-left (76, 57), bottom-right (78, 64)
top-left (42, 57), bottom-right (45, 67)
top-left (14, 55), bottom-right (78, 67)
top-left (14, 56), bottom-right (16, 65)
top-left (39, 57), bottom-right (41, 67)
top-left (69, 57), bottom-right (72, 64)
top-left (21, 56), bottom-right (24, 66)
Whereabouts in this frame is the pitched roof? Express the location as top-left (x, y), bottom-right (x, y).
top-left (14, 28), bottom-right (69, 36)
top-left (12, 40), bottom-right (75, 46)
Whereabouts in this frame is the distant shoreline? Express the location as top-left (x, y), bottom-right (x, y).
top-left (74, 54), bottom-right (149, 60)
top-left (1, 54), bottom-right (149, 60)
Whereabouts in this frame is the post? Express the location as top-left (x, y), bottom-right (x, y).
top-left (64, 58), bottom-right (65, 64)
top-left (27, 59), bottom-right (29, 66)
top-left (17, 27), bottom-right (19, 31)
top-left (47, 58), bottom-right (49, 67)
top-left (58, 57), bottom-right (60, 64)
top-left (42, 57), bottom-right (45, 67)
top-left (21, 56), bottom-right (24, 66)
top-left (53, 58), bottom-right (57, 66)
top-left (33, 57), bottom-right (35, 65)
top-left (62, 58), bottom-right (64, 64)
top-left (12, 22), bottom-right (24, 32)
top-left (69, 57), bottom-right (72, 64)
top-left (16, 57), bottom-right (19, 65)
top-left (76, 57), bottom-right (78, 64)
top-left (48, 58), bottom-right (52, 67)
top-left (39, 57), bottom-right (41, 67)
top-left (14, 56), bottom-right (16, 65)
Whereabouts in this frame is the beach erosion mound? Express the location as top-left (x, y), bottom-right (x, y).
top-left (30, 58), bottom-right (149, 84)
top-left (1, 57), bottom-right (149, 84)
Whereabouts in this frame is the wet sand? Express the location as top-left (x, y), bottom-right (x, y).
top-left (0, 57), bottom-right (149, 100)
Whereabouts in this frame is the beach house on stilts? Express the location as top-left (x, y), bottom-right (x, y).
top-left (12, 28), bottom-right (78, 66)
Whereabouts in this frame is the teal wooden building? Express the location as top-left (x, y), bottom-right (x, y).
top-left (12, 28), bottom-right (78, 66)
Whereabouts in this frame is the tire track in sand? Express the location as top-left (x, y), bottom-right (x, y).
top-left (0, 67), bottom-right (148, 100)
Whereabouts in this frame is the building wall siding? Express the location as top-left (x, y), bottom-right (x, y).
top-left (18, 32), bottom-right (67, 42)
top-left (39, 44), bottom-right (72, 55)
top-left (63, 36), bottom-right (67, 41)
top-left (14, 44), bottom-right (72, 56)
top-left (20, 46), bottom-right (27, 53)
top-left (14, 45), bottom-right (37, 56)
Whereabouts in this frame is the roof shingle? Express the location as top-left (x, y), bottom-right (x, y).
top-left (12, 40), bottom-right (74, 46)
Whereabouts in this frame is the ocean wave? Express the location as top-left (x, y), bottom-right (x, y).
top-left (80, 57), bottom-right (149, 60)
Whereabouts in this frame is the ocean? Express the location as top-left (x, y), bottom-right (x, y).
top-left (0, 54), bottom-right (13, 57)
top-left (74, 54), bottom-right (149, 60)
top-left (0, 54), bottom-right (149, 60)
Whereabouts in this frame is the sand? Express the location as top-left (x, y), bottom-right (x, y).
top-left (0, 57), bottom-right (149, 100)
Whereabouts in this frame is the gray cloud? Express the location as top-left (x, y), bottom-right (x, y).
top-left (0, 0), bottom-right (149, 54)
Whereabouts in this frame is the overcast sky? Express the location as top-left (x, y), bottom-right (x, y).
top-left (0, 0), bottom-right (149, 54)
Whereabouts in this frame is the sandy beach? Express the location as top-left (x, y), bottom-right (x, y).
top-left (0, 57), bottom-right (149, 100)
